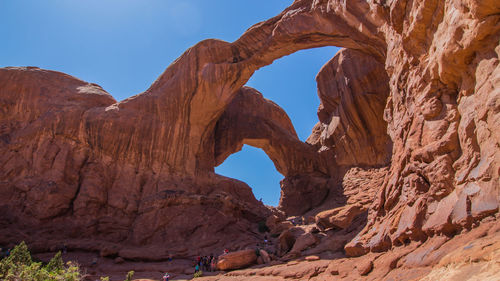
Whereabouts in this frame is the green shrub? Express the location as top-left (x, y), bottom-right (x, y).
top-left (193, 270), bottom-right (203, 278)
top-left (124, 270), bottom-right (134, 281)
top-left (0, 242), bottom-right (81, 281)
top-left (44, 251), bottom-right (64, 273)
top-left (100, 277), bottom-right (110, 281)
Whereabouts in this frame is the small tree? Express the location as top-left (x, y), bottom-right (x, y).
top-left (124, 270), bottom-right (134, 281)
top-left (44, 251), bottom-right (64, 273)
top-left (0, 241), bottom-right (32, 279)
top-left (0, 242), bottom-right (82, 281)
top-left (5, 241), bottom-right (32, 265)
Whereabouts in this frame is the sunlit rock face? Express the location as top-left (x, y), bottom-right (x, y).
top-left (0, 0), bottom-right (499, 264)
top-left (0, 66), bottom-right (270, 258)
top-left (308, 48), bottom-right (392, 168)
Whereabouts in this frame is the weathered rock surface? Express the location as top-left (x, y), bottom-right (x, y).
top-left (344, 0), bottom-right (500, 255)
top-left (315, 203), bottom-right (365, 230)
top-left (307, 48), bottom-right (392, 167)
top-left (215, 87), bottom-right (326, 178)
top-left (217, 249), bottom-right (257, 271)
top-left (0, 67), bottom-right (277, 258)
top-left (289, 232), bottom-right (318, 255)
top-left (1, 0), bottom-right (499, 279)
top-left (197, 219), bottom-right (500, 281)
top-left (259, 250), bottom-right (271, 264)
top-left (214, 87), bottom-right (330, 214)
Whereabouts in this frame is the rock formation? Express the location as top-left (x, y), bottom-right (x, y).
top-left (216, 249), bottom-right (257, 271)
top-left (1, 0), bottom-right (499, 279)
top-left (0, 67), bottom-right (271, 258)
top-left (307, 48), bottom-right (392, 167)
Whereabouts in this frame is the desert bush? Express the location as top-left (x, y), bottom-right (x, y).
top-left (0, 242), bottom-right (81, 281)
top-left (124, 270), bottom-right (134, 281)
top-left (193, 270), bottom-right (203, 278)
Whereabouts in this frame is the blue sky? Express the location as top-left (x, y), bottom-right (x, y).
top-left (0, 0), bottom-right (339, 206)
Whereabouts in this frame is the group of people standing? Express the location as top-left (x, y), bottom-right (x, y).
top-left (195, 254), bottom-right (218, 272)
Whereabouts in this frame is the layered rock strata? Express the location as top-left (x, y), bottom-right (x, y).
top-left (0, 67), bottom-right (271, 258)
top-left (307, 48), bottom-right (392, 167)
top-left (0, 0), bottom-right (499, 267)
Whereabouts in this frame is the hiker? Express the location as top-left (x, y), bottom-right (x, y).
top-left (168, 254), bottom-right (173, 262)
top-left (62, 243), bottom-right (67, 254)
top-left (211, 256), bottom-right (217, 272)
top-left (162, 272), bottom-right (170, 281)
top-left (208, 255), bottom-right (214, 272)
top-left (223, 249), bottom-right (229, 255)
top-left (195, 263), bottom-right (200, 273)
top-left (201, 256), bottom-right (206, 271)
top-left (264, 235), bottom-right (269, 244)
top-left (90, 257), bottom-right (98, 267)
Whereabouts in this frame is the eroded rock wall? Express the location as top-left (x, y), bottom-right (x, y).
top-left (307, 48), bottom-right (392, 167)
top-left (0, 67), bottom-right (270, 258)
top-left (345, 0), bottom-right (500, 255)
top-left (0, 0), bottom-right (499, 262)
top-left (213, 87), bottom-right (332, 215)
top-left (214, 86), bottom-right (327, 178)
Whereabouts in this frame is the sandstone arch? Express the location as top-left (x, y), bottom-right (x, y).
top-left (0, 0), bottom-right (499, 260)
top-left (213, 86), bottom-right (333, 215)
top-left (214, 86), bottom-right (327, 178)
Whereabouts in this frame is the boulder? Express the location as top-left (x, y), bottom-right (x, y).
top-left (256, 256), bottom-right (263, 265)
top-left (260, 249), bottom-right (271, 264)
top-left (266, 215), bottom-right (281, 231)
top-left (217, 249), bottom-right (257, 271)
top-left (315, 204), bottom-right (365, 230)
top-left (290, 233), bottom-right (318, 254)
top-left (357, 260), bottom-right (373, 276)
top-left (278, 230), bottom-right (296, 255)
top-left (305, 255), bottom-right (320, 261)
top-left (271, 221), bottom-right (294, 235)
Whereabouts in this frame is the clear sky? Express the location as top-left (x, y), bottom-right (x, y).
top-left (0, 0), bottom-right (340, 206)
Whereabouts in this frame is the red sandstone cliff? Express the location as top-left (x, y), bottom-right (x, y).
top-left (1, 0), bottom-right (499, 279)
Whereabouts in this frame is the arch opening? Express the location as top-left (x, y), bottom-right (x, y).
top-left (245, 46), bottom-right (341, 141)
top-left (215, 144), bottom-right (283, 207)
top-left (212, 45), bottom-right (393, 215)
top-left (212, 46), bottom-right (344, 210)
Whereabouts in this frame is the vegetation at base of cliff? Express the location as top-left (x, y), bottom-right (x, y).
top-left (1, 243), bottom-right (138, 281)
top-left (0, 242), bottom-right (81, 281)
top-left (124, 270), bottom-right (134, 281)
